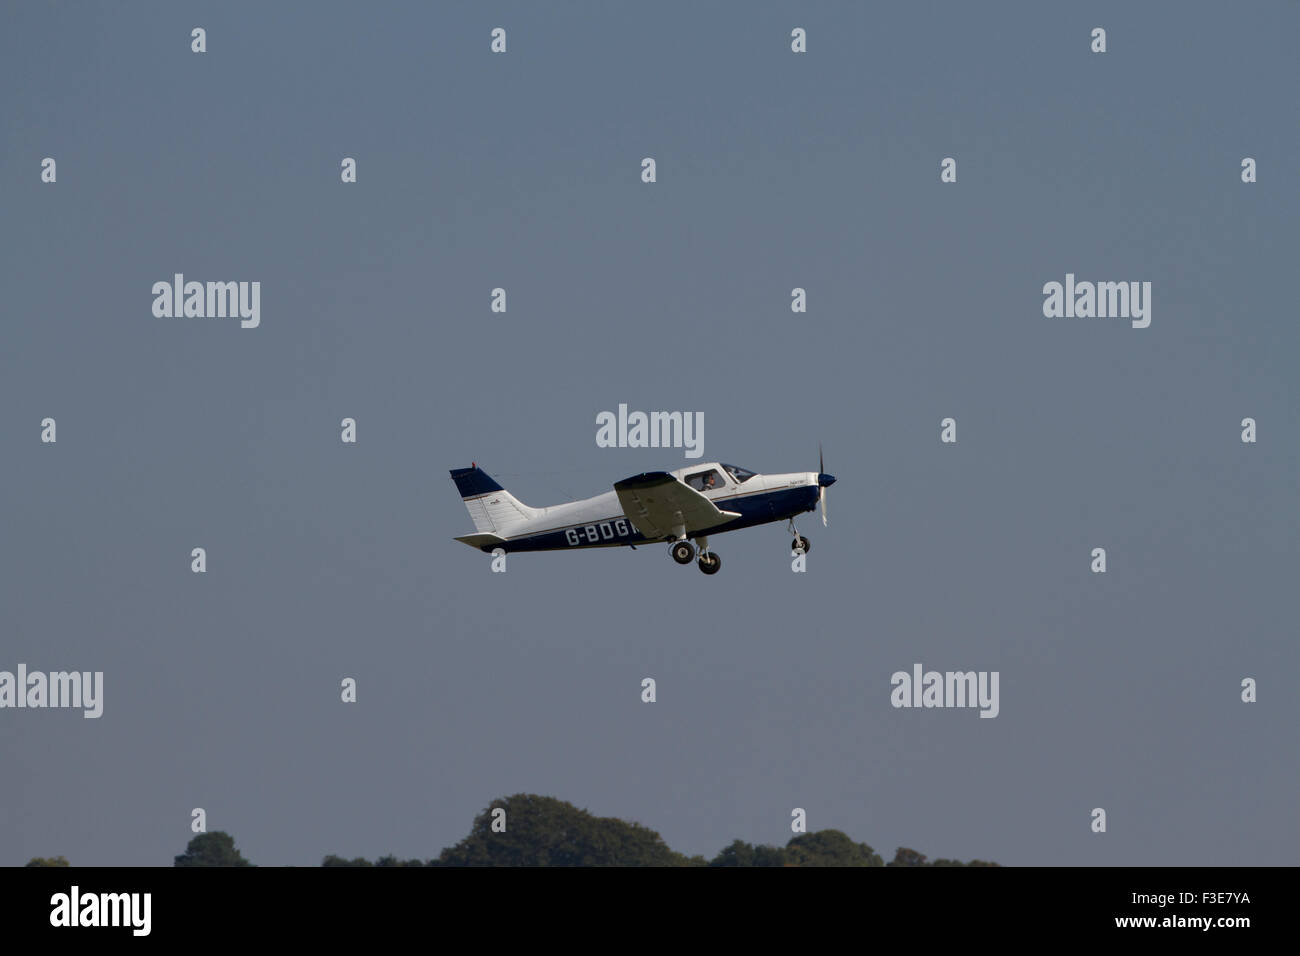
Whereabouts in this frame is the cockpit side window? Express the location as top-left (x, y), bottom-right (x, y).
top-left (686, 469), bottom-right (725, 492)
top-left (722, 464), bottom-right (757, 484)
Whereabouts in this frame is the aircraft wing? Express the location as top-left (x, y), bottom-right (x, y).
top-left (613, 472), bottom-right (740, 540)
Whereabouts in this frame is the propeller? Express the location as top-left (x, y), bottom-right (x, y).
top-left (818, 444), bottom-right (833, 527)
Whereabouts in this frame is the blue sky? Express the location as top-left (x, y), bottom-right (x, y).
top-left (2, 1), bottom-right (1297, 866)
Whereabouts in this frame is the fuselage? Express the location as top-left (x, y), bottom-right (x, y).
top-left (480, 462), bottom-right (821, 553)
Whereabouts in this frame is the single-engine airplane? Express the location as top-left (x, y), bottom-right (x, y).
top-left (450, 453), bottom-right (835, 575)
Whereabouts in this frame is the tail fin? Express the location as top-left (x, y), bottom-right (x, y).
top-left (449, 465), bottom-right (538, 534)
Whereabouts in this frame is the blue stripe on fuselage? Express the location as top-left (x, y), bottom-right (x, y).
top-left (484, 484), bottom-right (819, 553)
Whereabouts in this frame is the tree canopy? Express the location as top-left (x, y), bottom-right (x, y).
top-left (173, 831), bottom-right (252, 867)
top-left (277, 794), bottom-right (999, 868)
top-left (432, 793), bottom-right (689, 867)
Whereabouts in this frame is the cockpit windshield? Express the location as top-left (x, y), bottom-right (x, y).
top-left (722, 464), bottom-right (757, 483)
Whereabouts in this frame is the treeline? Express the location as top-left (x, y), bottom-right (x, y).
top-left (26, 794), bottom-right (999, 867)
top-left (333, 793), bottom-right (997, 866)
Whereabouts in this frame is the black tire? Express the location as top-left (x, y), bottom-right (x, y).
top-left (791, 536), bottom-right (811, 554)
top-left (698, 552), bottom-right (721, 575)
top-left (671, 541), bottom-right (696, 564)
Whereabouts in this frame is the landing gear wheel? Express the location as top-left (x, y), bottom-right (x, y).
top-left (671, 541), bottom-right (696, 564)
top-left (792, 536), bottom-right (811, 554)
top-left (698, 551), bottom-right (721, 575)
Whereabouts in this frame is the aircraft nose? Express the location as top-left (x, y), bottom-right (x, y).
top-left (818, 473), bottom-right (836, 488)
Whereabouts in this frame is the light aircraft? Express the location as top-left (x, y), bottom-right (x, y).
top-left (450, 454), bottom-right (835, 575)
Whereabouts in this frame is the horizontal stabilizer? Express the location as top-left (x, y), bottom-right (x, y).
top-left (454, 532), bottom-right (507, 551)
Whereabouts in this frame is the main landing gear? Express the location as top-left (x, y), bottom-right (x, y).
top-left (668, 537), bottom-right (722, 575)
top-left (788, 518), bottom-right (811, 555)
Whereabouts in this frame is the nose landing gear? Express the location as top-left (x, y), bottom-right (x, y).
top-left (788, 518), bottom-right (811, 555)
